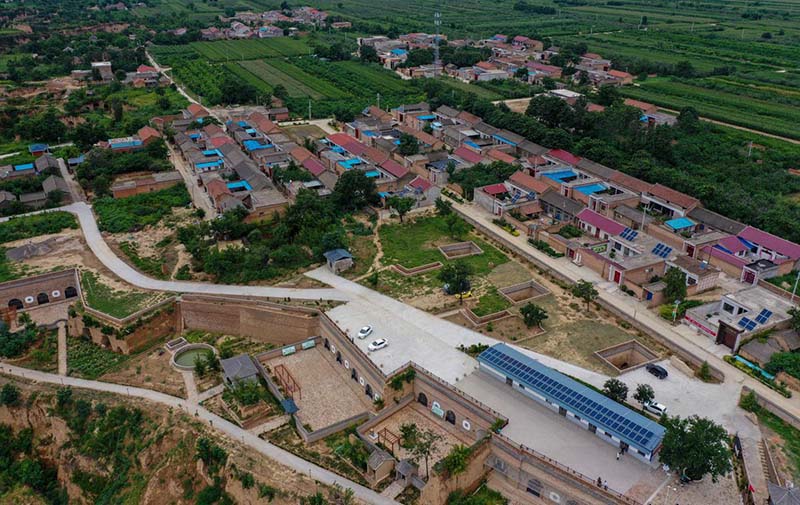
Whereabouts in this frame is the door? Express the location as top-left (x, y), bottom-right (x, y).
top-left (613, 270), bottom-right (622, 284)
top-left (742, 270), bottom-right (756, 285)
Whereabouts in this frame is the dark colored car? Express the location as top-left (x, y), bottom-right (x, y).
top-left (646, 364), bottom-right (668, 379)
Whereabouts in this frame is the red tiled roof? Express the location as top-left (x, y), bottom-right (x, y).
top-left (609, 171), bottom-right (651, 194)
top-left (623, 98), bottom-right (656, 113)
top-left (454, 146), bottom-right (483, 164)
top-left (487, 149), bottom-right (517, 164)
top-left (302, 157), bottom-right (326, 177)
top-left (577, 208), bottom-right (626, 236)
top-left (137, 125), bottom-right (160, 142)
top-left (608, 69), bottom-right (632, 79)
top-left (475, 61), bottom-right (496, 71)
top-left (647, 183), bottom-right (699, 210)
top-left (583, 52), bottom-right (603, 59)
top-left (456, 110), bottom-right (481, 125)
top-left (361, 145), bottom-right (389, 165)
top-left (206, 179), bottom-right (230, 201)
top-left (202, 124), bottom-right (226, 138)
top-left (367, 105), bottom-right (392, 122)
top-left (248, 112), bottom-right (280, 134)
top-left (187, 103), bottom-right (209, 118)
top-left (408, 176), bottom-right (433, 192)
top-left (739, 226), bottom-right (800, 259)
top-left (705, 245), bottom-right (748, 269)
top-left (208, 136), bottom-right (235, 148)
top-left (518, 201), bottom-right (543, 215)
top-left (137, 64), bottom-right (157, 73)
top-left (380, 159), bottom-right (409, 179)
top-left (527, 155), bottom-right (548, 166)
top-left (528, 62), bottom-right (560, 74)
top-left (327, 133), bottom-right (366, 156)
top-left (717, 235), bottom-right (749, 255)
top-left (586, 103), bottom-right (606, 113)
top-left (546, 149), bottom-right (581, 166)
top-left (290, 146), bottom-right (314, 163)
top-left (482, 183), bottom-right (508, 196)
top-left (508, 171), bottom-right (549, 194)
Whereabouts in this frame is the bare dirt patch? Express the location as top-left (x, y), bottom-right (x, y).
top-left (100, 345), bottom-right (186, 398)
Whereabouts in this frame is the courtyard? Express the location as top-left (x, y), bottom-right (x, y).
top-left (263, 346), bottom-right (374, 431)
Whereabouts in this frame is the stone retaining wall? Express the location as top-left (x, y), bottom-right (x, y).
top-left (392, 262), bottom-right (443, 277)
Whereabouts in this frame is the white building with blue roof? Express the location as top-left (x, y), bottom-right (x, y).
top-left (476, 343), bottom-right (666, 463)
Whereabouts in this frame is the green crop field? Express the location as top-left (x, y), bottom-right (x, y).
top-left (189, 37), bottom-right (312, 62)
top-left (222, 61), bottom-right (273, 96)
top-left (238, 59), bottom-right (327, 99)
top-left (621, 77), bottom-right (800, 140)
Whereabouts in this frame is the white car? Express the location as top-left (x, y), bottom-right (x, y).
top-left (643, 401), bottom-right (668, 416)
top-left (357, 326), bottom-right (373, 339)
top-left (368, 338), bottom-right (388, 351)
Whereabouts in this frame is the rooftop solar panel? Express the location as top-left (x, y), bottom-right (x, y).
top-left (477, 344), bottom-right (665, 453)
top-left (755, 309), bottom-right (773, 324)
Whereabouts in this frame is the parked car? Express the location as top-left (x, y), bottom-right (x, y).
top-left (643, 401), bottom-right (668, 416)
top-left (454, 290), bottom-right (472, 299)
top-left (368, 338), bottom-right (388, 351)
top-left (646, 363), bottom-right (668, 379)
top-left (443, 281), bottom-right (471, 295)
top-left (357, 326), bottom-right (373, 339)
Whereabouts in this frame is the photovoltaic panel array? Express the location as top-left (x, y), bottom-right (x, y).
top-left (754, 309), bottom-right (773, 324)
top-left (620, 227), bottom-right (639, 241)
top-left (477, 344), bottom-right (665, 453)
top-left (737, 317), bottom-right (757, 331)
top-left (651, 243), bottom-right (673, 258)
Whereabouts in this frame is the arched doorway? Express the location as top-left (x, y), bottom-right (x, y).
top-left (324, 338), bottom-right (330, 349)
top-left (65, 286), bottom-right (78, 298)
top-left (8, 299), bottom-right (23, 310)
top-left (365, 384), bottom-right (373, 398)
top-left (445, 410), bottom-right (456, 424)
top-left (417, 392), bottom-right (428, 407)
top-left (37, 292), bottom-right (49, 304)
top-left (336, 351), bottom-right (342, 363)
top-left (351, 368), bottom-right (357, 381)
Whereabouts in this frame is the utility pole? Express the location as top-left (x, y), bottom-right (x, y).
top-left (308, 99), bottom-right (311, 120)
top-left (434, 8), bottom-right (442, 71)
top-left (377, 92), bottom-right (381, 109)
top-left (747, 140), bottom-right (753, 157)
top-left (791, 270), bottom-right (800, 302)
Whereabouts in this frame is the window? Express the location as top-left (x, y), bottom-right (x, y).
top-left (462, 419), bottom-right (471, 431)
top-left (445, 410), bottom-right (455, 425)
top-left (526, 479), bottom-right (542, 497)
top-left (722, 302), bottom-right (734, 314)
top-left (344, 359), bottom-right (350, 369)
top-left (418, 393), bottom-right (428, 406)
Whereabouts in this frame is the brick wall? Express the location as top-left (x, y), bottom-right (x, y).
top-left (177, 296), bottom-right (318, 344)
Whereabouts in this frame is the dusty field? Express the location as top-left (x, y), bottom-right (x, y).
top-left (265, 347), bottom-right (375, 431)
top-left (100, 345), bottom-right (186, 398)
top-left (282, 124), bottom-right (328, 144)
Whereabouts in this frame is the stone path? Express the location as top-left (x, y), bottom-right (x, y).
top-left (57, 321), bottom-right (67, 376)
top-left (380, 480), bottom-right (406, 499)
top-left (248, 414), bottom-right (290, 436)
top-left (182, 371), bottom-right (198, 403)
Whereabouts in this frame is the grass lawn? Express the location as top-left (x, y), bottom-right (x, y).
top-left (379, 215), bottom-right (507, 274)
top-left (0, 211), bottom-right (78, 244)
top-left (758, 408), bottom-right (800, 482)
top-left (80, 271), bottom-right (159, 319)
top-left (471, 286), bottom-right (511, 317)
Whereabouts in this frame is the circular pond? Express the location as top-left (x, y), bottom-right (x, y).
top-left (171, 343), bottom-right (216, 371)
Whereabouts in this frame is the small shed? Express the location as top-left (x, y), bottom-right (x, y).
top-left (366, 449), bottom-right (395, 486)
top-left (323, 248), bottom-right (353, 274)
top-left (220, 354), bottom-right (259, 387)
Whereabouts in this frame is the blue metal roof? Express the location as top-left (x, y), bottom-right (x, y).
top-left (542, 169), bottom-right (577, 183)
top-left (477, 344), bottom-right (665, 454)
top-left (28, 143), bottom-right (48, 153)
top-left (492, 133), bottom-right (517, 146)
top-left (323, 248), bottom-right (352, 262)
top-left (13, 163), bottom-right (34, 171)
top-left (665, 217), bottom-right (695, 231)
top-left (575, 183), bottom-right (607, 195)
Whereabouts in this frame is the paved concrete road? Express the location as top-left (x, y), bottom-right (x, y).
top-left (167, 143), bottom-right (217, 219)
top-left (64, 202), bottom-right (350, 301)
top-left (56, 157), bottom-right (86, 203)
top-left (0, 362), bottom-right (398, 505)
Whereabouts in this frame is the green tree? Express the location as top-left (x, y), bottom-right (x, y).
top-left (571, 280), bottom-right (598, 309)
top-left (514, 67), bottom-right (529, 80)
top-left (633, 383), bottom-right (654, 405)
top-left (409, 428), bottom-right (442, 478)
top-left (439, 444), bottom-right (471, 478)
top-left (359, 45), bottom-right (379, 63)
top-left (602, 378), bottom-right (628, 403)
top-left (56, 386), bottom-right (72, 409)
top-left (445, 213), bottom-right (469, 239)
top-left (662, 267), bottom-right (687, 304)
top-left (387, 195), bottom-right (415, 222)
top-left (520, 303), bottom-right (548, 329)
top-left (397, 133), bottom-right (420, 156)
top-left (787, 307), bottom-right (800, 333)
top-left (0, 383), bottom-right (20, 407)
top-left (659, 415), bottom-right (732, 481)
top-left (525, 94), bottom-right (574, 129)
top-left (596, 84), bottom-right (620, 106)
top-left (332, 170), bottom-right (379, 212)
top-left (435, 197), bottom-right (453, 216)
top-left (438, 261), bottom-right (473, 304)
